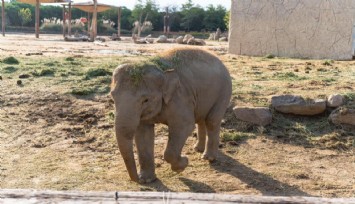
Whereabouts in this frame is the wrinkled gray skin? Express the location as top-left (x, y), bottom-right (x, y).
top-left (110, 48), bottom-right (232, 183)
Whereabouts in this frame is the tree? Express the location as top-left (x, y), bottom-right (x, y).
top-left (203, 5), bottom-right (226, 31)
top-left (18, 8), bottom-right (31, 27)
top-left (131, 0), bottom-right (159, 37)
top-left (180, 1), bottom-right (205, 32)
top-left (224, 10), bottom-right (230, 30)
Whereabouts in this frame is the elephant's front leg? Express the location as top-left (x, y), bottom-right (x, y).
top-left (135, 123), bottom-right (156, 183)
top-left (164, 122), bottom-right (194, 173)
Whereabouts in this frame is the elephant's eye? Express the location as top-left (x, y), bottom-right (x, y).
top-left (143, 99), bottom-right (149, 103)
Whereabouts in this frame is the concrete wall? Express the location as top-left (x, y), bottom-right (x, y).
top-left (229, 0), bottom-right (355, 60)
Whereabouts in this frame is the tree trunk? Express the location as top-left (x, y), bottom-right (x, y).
top-left (2, 0), bottom-right (5, 36)
top-left (35, 0), bottom-right (39, 38)
top-left (90, 0), bottom-right (97, 41)
top-left (62, 5), bottom-right (66, 37)
top-left (68, 2), bottom-right (71, 36)
top-left (117, 7), bottom-right (121, 37)
top-left (87, 12), bottom-right (90, 34)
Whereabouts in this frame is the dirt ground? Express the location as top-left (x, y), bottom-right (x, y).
top-left (0, 34), bottom-right (354, 198)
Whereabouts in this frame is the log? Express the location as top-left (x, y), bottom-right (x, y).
top-left (0, 189), bottom-right (353, 204)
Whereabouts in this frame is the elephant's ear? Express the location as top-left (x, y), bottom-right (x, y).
top-left (163, 70), bottom-right (180, 104)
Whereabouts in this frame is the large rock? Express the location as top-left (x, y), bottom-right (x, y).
top-left (176, 36), bottom-right (184, 44)
top-left (156, 35), bottom-right (168, 43)
top-left (187, 38), bottom-right (206, 46)
top-left (329, 108), bottom-right (355, 126)
top-left (233, 107), bottom-right (272, 126)
top-left (271, 95), bottom-right (326, 115)
top-left (183, 34), bottom-right (193, 44)
top-left (327, 94), bottom-right (344, 108)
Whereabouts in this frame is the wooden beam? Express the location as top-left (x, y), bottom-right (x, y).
top-left (0, 189), bottom-right (354, 204)
top-left (35, 0), bottom-right (39, 38)
top-left (68, 2), bottom-right (71, 36)
top-left (117, 7), bottom-right (121, 37)
top-left (2, 0), bottom-right (5, 36)
top-left (62, 5), bottom-right (66, 37)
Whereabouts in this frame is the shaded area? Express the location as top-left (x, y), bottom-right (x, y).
top-left (179, 178), bottom-right (216, 193)
top-left (211, 152), bottom-right (311, 196)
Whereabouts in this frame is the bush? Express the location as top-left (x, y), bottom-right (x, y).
top-left (85, 68), bottom-right (112, 79)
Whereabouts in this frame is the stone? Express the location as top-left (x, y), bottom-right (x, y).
top-left (17, 80), bottom-right (22, 85)
top-left (187, 38), bottom-right (206, 46)
top-left (219, 37), bottom-right (228, 42)
top-left (327, 94), bottom-right (344, 108)
top-left (214, 28), bottom-right (221, 40)
top-left (156, 35), bottom-right (168, 43)
top-left (229, 0), bottom-right (355, 60)
top-left (208, 33), bottom-right (215, 40)
top-left (183, 34), bottom-right (193, 44)
top-left (0, 76), bottom-right (2, 80)
top-left (271, 95), bottom-right (326, 115)
top-left (19, 74), bottom-right (30, 79)
top-left (176, 36), bottom-right (184, 44)
top-left (329, 108), bottom-right (355, 126)
top-left (233, 107), bottom-right (272, 126)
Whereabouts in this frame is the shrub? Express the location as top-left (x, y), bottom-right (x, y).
top-left (2, 57), bottom-right (20, 65)
top-left (85, 68), bottom-right (112, 79)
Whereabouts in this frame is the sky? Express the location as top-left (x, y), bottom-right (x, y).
top-left (86, 0), bottom-right (231, 10)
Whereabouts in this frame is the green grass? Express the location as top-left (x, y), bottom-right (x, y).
top-left (2, 66), bottom-right (18, 73)
top-left (85, 68), bottom-right (112, 79)
top-left (273, 72), bottom-right (308, 81)
top-left (221, 132), bottom-right (253, 143)
top-left (264, 54), bottom-right (275, 59)
top-left (32, 68), bottom-right (55, 77)
top-left (2, 57), bottom-right (19, 65)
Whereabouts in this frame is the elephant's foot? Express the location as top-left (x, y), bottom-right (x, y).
top-left (170, 156), bottom-right (188, 173)
top-left (194, 142), bottom-right (205, 153)
top-left (201, 151), bottom-right (216, 162)
top-left (139, 171), bottom-right (157, 184)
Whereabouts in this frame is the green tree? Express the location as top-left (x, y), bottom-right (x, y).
top-left (131, 0), bottom-right (160, 36)
top-left (18, 8), bottom-right (31, 27)
top-left (203, 5), bottom-right (226, 31)
top-left (224, 10), bottom-right (230, 30)
top-left (180, 0), bottom-right (205, 32)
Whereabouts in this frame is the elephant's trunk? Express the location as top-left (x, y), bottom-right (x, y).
top-left (115, 117), bottom-right (140, 182)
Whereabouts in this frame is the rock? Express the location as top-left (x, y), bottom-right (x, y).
top-left (214, 28), bottom-right (221, 40)
top-left (111, 33), bottom-right (121, 41)
top-left (0, 76), bottom-right (2, 80)
top-left (183, 34), bottom-right (193, 44)
top-left (17, 80), bottom-right (22, 85)
top-left (219, 37), bottom-right (228, 42)
top-left (327, 94), bottom-right (344, 108)
top-left (233, 107), bottom-right (272, 126)
top-left (176, 36), bottom-right (184, 44)
top-left (187, 38), bottom-right (206, 46)
top-left (156, 35), bottom-right (168, 43)
top-left (329, 108), bottom-right (355, 126)
top-left (208, 33), bottom-right (215, 40)
top-left (271, 95), bottom-right (326, 115)
top-left (19, 74), bottom-right (30, 79)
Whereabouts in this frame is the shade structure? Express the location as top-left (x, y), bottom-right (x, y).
top-left (72, 2), bottom-right (113, 13)
top-left (17, 0), bottom-right (69, 38)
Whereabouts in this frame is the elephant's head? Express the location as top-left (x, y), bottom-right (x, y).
top-left (110, 62), bottom-right (179, 182)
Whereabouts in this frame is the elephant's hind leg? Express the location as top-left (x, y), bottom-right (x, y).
top-left (135, 123), bottom-right (157, 183)
top-left (194, 121), bottom-right (207, 153)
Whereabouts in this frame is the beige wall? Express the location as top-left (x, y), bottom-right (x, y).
top-left (229, 0), bottom-right (355, 60)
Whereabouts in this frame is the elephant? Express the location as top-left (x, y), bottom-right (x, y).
top-left (110, 48), bottom-right (232, 183)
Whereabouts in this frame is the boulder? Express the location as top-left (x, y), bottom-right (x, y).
top-left (233, 107), bottom-right (272, 126)
top-left (271, 95), bottom-right (326, 115)
top-left (187, 38), bottom-right (206, 46)
top-left (176, 36), bottom-right (184, 44)
top-left (327, 94), bottom-right (344, 108)
top-left (329, 108), bottom-right (355, 126)
top-left (156, 35), bottom-right (168, 43)
top-left (183, 34), bottom-right (193, 44)
top-left (219, 37), bottom-right (228, 42)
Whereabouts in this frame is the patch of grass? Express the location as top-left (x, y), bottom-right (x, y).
top-left (65, 57), bottom-right (75, 62)
top-left (264, 54), bottom-right (275, 59)
top-left (273, 72), bottom-right (308, 81)
top-left (322, 78), bottom-right (336, 83)
top-left (85, 68), bottom-right (112, 79)
top-left (32, 69), bottom-right (55, 77)
top-left (2, 56), bottom-right (19, 65)
top-left (71, 87), bottom-right (96, 95)
top-left (2, 66), bottom-right (18, 73)
top-left (322, 60), bottom-right (334, 66)
top-left (221, 132), bottom-right (252, 142)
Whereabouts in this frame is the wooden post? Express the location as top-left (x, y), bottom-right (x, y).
top-left (117, 7), bottom-right (121, 37)
top-left (87, 12), bottom-right (90, 34)
top-left (90, 0), bottom-right (97, 41)
top-left (68, 2), bottom-right (71, 36)
top-left (2, 0), bottom-right (5, 36)
top-left (62, 5), bottom-right (66, 37)
top-left (35, 0), bottom-right (40, 38)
